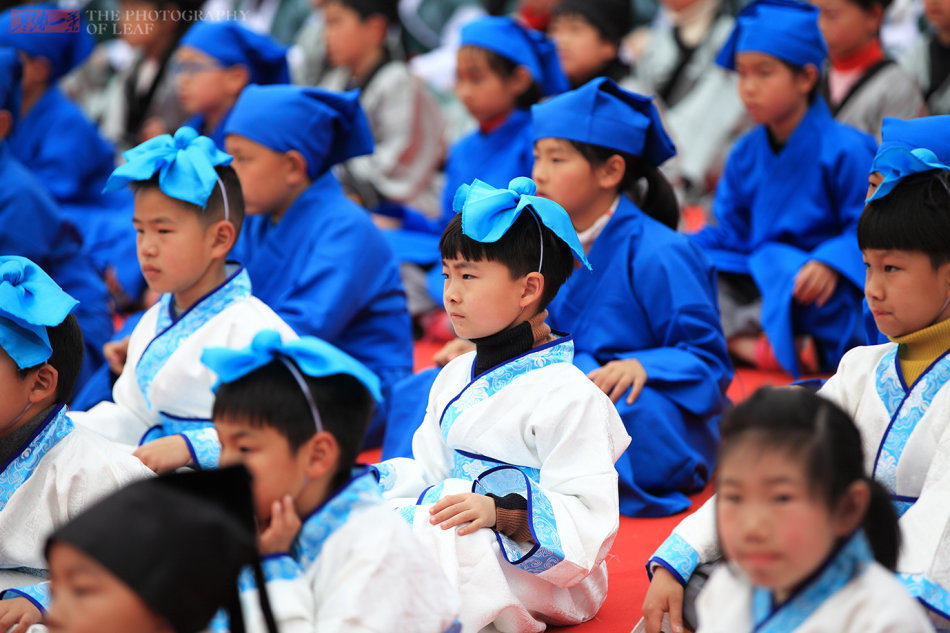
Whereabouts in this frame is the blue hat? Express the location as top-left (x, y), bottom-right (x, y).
top-left (455, 176), bottom-right (591, 270)
top-left (0, 47), bottom-right (21, 124)
top-left (0, 256), bottom-right (78, 369)
top-left (103, 126), bottom-right (232, 208)
top-left (225, 85), bottom-right (373, 179)
top-left (531, 77), bottom-right (675, 167)
top-left (867, 116), bottom-right (950, 201)
top-left (461, 16), bottom-right (568, 97)
top-left (179, 21), bottom-right (289, 86)
top-left (716, 0), bottom-right (827, 72)
top-left (201, 329), bottom-right (382, 404)
top-left (0, 5), bottom-right (93, 82)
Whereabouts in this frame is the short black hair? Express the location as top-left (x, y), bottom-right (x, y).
top-left (777, 60), bottom-right (820, 103)
top-left (16, 314), bottom-right (84, 403)
top-left (458, 45), bottom-right (544, 110)
top-left (212, 361), bottom-right (375, 491)
top-left (439, 209), bottom-right (576, 311)
top-left (324, 0), bottom-right (399, 23)
top-left (859, 170), bottom-right (950, 269)
top-left (132, 164), bottom-right (245, 237)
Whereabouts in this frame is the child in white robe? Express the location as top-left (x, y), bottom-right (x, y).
top-left (70, 127), bottom-right (295, 474)
top-left (203, 330), bottom-right (460, 633)
top-left (375, 177), bottom-right (631, 632)
top-left (694, 387), bottom-right (933, 633)
top-left (641, 145), bottom-right (950, 632)
top-left (0, 256), bottom-right (152, 631)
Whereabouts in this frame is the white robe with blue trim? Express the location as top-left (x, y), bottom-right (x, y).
top-left (375, 338), bottom-right (631, 632)
top-left (72, 267), bottom-right (296, 469)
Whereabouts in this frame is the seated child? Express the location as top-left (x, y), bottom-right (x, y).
top-left (224, 84), bottom-right (413, 447)
top-left (900, 0), bottom-right (950, 115)
top-left (815, 0), bottom-right (925, 141)
top-left (549, 0), bottom-right (635, 89)
top-left (691, 0), bottom-right (877, 376)
top-left (175, 20), bottom-right (290, 149)
top-left (533, 77), bottom-right (733, 517)
top-left (694, 388), bottom-right (934, 632)
top-left (319, 0), bottom-right (446, 219)
top-left (374, 178), bottom-right (631, 631)
top-left (71, 126), bottom-right (296, 474)
top-left (641, 164), bottom-right (950, 631)
top-left (202, 330), bottom-right (460, 632)
top-left (45, 466), bottom-right (278, 633)
top-left (0, 49), bottom-right (112, 393)
top-left (0, 255), bottom-right (152, 630)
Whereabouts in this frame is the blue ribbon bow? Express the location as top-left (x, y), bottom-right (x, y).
top-left (867, 146), bottom-right (950, 202)
top-left (201, 330), bottom-right (382, 403)
top-left (0, 256), bottom-right (78, 369)
top-left (103, 126), bottom-right (233, 208)
top-left (454, 177), bottom-right (592, 270)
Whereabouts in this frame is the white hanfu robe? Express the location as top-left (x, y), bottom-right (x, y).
top-left (231, 468), bottom-right (461, 633)
top-left (646, 342), bottom-right (950, 627)
top-left (696, 532), bottom-right (934, 633)
top-left (72, 266), bottom-right (296, 469)
top-left (0, 406), bottom-right (153, 610)
top-left (374, 337), bottom-right (631, 632)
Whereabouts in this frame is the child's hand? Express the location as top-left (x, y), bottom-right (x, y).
top-left (793, 261), bottom-right (839, 307)
top-left (642, 566), bottom-right (687, 633)
top-left (433, 338), bottom-right (475, 367)
top-left (259, 495), bottom-right (301, 554)
top-left (103, 336), bottom-right (131, 374)
top-left (428, 493), bottom-right (496, 535)
top-left (588, 358), bottom-right (648, 405)
top-left (0, 596), bottom-right (42, 633)
top-left (133, 436), bottom-right (192, 474)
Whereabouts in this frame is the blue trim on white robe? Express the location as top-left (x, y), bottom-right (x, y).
top-left (646, 533), bottom-right (700, 586)
top-left (0, 406), bottom-right (72, 511)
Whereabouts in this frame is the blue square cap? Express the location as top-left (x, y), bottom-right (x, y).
top-left (716, 0), bottom-right (827, 72)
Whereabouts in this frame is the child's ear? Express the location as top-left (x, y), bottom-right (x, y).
top-left (833, 479), bottom-right (871, 537)
top-left (509, 66), bottom-right (533, 97)
top-left (209, 219), bottom-right (237, 256)
top-left (224, 65), bottom-right (251, 97)
top-left (520, 271), bottom-right (545, 308)
top-left (28, 364), bottom-right (59, 405)
top-left (796, 64), bottom-right (820, 96)
top-left (303, 431), bottom-right (340, 480)
top-left (596, 154), bottom-right (626, 191)
top-left (366, 14), bottom-right (389, 44)
top-left (284, 150), bottom-right (310, 186)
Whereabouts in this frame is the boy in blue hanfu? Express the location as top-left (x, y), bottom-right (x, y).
top-left (0, 256), bottom-right (152, 631)
top-left (71, 126), bottom-right (295, 474)
top-left (175, 20), bottom-right (290, 149)
top-left (224, 84), bottom-right (413, 447)
top-left (690, 0), bottom-right (876, 377)
top-left (375, 178), bottom-right (631, 632)
top-left (203, 331), bottom-right (460, 633)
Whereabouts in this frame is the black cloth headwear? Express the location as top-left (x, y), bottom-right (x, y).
top-left (554, 0), bottom-right (633, 44)
top-left (46, 466), bottom-right (277, 633)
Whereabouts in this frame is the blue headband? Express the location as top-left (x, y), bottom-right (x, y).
top-left (716, 0), bottom-right (826, 72)
top-left (460, 16), bottom-right (568, 97)
top-left (103, 126), bottom-right (233, 209)
top-left (0, 256), bottom-right (78, 369)
top-left (0, 5), bottom-right (93, 82)
top-left (201, 330), bottom-right (382, 432)
top-left (179, 21), bottom-right (289, 86)
top-left (866, 147), bottom-right (950, 202)
top-left (531, 77), bottom-right (675, 167)
top-left (0, 48), bottom-right (21, 124)
top-left (225, 85), bottom-right (373, 179)
top-left (455, 177), bottom-right (591, 271)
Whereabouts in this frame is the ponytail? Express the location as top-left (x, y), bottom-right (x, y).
top-left (862, 478), bottom-right (901, 570)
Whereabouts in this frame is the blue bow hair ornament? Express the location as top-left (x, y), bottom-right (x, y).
top-left (867, 146), bottom-right (950, 202)
top-left (454, 177), bottom-right (592, 270)
top-left (103, 126), bottom-right (232, 208)
top-left (0, 256), bottom-right (78, 369)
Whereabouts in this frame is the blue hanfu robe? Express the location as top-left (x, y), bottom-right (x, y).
top-left (548, 196), bottom-right (732, 517)
top-left (232, 171), bottom-right (413, 446)
top-left (0, 144), bottom-right (111, 392)
top-left (691, 98), bottom-right (876, 376)
top-left (8, 86), bottom-right (141, 299)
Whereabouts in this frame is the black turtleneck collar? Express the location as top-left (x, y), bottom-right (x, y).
top-left (471, 321), bottom-right (534, 377)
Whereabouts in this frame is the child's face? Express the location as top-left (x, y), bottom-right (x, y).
top-left (716, 442), bottom-right (850, 601)
top-left (549, 14), bottom-right (616, 84)
top-left (454, 47), bottom-right (522, 125)
top-left (47, 542), bottom-right (172, 633)
top-left (735, 52), bottom-right (813, 129)
top-left (323, 2), bottom-right (378, 71)
top-left (813, 0), bottom-right (881, 61)
top-left (532, 138), bottom-right (604, 222)
top-left (174, 47), bottom-right (240, 117)
top-left (866, 170), bottom-right (883, 199)
top-left (117, 0), bottom-right (178, 51)
top-left (0, 346), bottom-right (34, 437)
top-left (925, 0), bottom-right (950, 34)
top-left (216, 417), bottom-right (312, 523)
top-left (225, 134), bottom-right (300, 217)
top-left (442, 257), bottom-right (529, 340)
top-left (864, 248), bottom-right (950, 337)
top-left (133, 188), bottom-right (223, 309)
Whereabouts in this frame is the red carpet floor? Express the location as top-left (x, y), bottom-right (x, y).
top-left (361, 343), bottom-right (809, 630)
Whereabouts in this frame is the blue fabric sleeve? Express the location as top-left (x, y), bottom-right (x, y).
top-left (0, 582), bottom-right (51, 613)
top-left (646, 534), bottom-right (700, 585)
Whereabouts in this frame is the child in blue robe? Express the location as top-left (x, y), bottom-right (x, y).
top-left (691, 0), bottom-right (876, 377)
top-left (175, 20), bottom-right (290, 149)
top-left (224, 85), bottom-right (413, 447)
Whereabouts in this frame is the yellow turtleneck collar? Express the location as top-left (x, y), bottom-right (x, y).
top-left (890, 317), bottom-right (950, 385)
